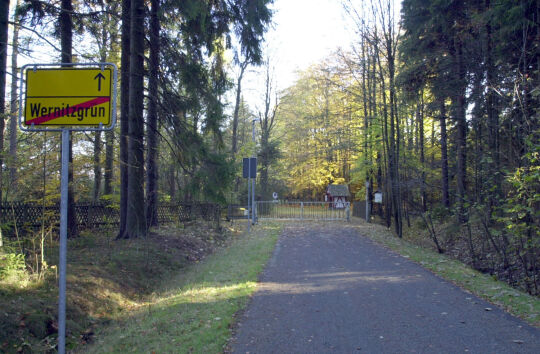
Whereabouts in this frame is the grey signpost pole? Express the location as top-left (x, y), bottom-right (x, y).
top-left (58, 128), bottom-right (69, 354)
top-left (251, 119), bottom-right (257, 225)
top-left (252, 176), bottom-right (256, 225)
top-left (247, 158), bottom-right (251, 232)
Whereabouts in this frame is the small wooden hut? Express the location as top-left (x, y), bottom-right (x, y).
top-left (325, 184), bottom-right (350, 209)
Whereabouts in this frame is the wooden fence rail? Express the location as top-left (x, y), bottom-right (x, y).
top-left (0, 202), bottom-right (221, 237)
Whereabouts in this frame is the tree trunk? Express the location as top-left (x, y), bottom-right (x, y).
top-left (258, 60), bottom-right (277, 200)
top-left (0, 0), bottom-right (6, 247)
top-left (122, 0), bottom-right (147, 238)
top-left (104, 130), bottom-right (114, 195)
top-left (60, 0), bottom-right (78, 237)
top-left (419, 96), bottom-right (427, 211)
top-left (431, 115), bottom-right (435, 167)
top-left (0, 0), bottom-right (8, 204)
top-left (440, 99), bottom-right (450, 208)
top-left (168, 164), bottom-right (176, 201)
top-left (454, 42), bottom-right (468, 222)
top-left (146, 0), bottom-right (160, 227)
top-left (377, 60), bottom-right (391, 228)
top-left (387, 40), bottom-right (402, 238)
top-left (485, 0), bottom-right (500, 210)
top-left (103, 7), bottom-right (117, 197)
top-left (93, 10), bottom-right (112, 202)
top-left (260, 131), bottom-right (269, 198)
top-left (374, 23), bottom-right (402, 237)
top-left (117, 0), bottom-right (130, 237)
top-left (376, 152), bottom-right (383, 218)
top-left (231, 60), bottom-right (248, 156)
top-left (9, 0), bottom-right (20, 195)
top-left (362, 29), bottom-right (370, 218)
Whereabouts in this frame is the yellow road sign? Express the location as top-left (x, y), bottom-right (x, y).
top-left (23, 67), bottom-right (113, 127)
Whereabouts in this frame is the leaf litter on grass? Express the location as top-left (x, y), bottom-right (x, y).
top-left (82, 222), bottom-right (282, 353)
top-left (1, 221), bottom-right (246, 353)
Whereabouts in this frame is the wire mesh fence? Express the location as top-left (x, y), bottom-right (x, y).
top-left (0, 202), bottom-right (221, 238)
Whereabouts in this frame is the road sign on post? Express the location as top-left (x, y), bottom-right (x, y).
top-left (249, 157), bottom-right (257, 178)
top-left (242, 157), bottom-right (257, 178)
top-left (19, 63), bottom-right (117, 354)
top-left (19, 63), bottom-right (118, 131)
top-left (243, 158), bottom-right (249, 178)
top-left (22, 66), bottom-right (115, 127)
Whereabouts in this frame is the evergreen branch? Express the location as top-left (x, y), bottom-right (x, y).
top-left (20, 0), bottom-right (120, 19)
top-left (9, 21), bottom-right (98, 61)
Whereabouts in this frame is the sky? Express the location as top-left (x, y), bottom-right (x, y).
top-left (241, 0), bottom-right (357, 110)
top-left (265, 0), bottom-right (356, 88)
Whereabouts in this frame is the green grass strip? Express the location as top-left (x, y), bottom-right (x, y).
top-left (85, 222), bottom-right (281, 353)
top-left (352, 220), bottom-right (540, 327)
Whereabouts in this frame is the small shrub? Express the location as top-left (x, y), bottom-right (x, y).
top-left (430, 205), bottom-right (451, 221)
top-left (0, 252), bottom-right (26, 280)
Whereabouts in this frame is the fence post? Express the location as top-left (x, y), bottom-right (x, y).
top-left (346, 203), bottom-right (350, 222)
top-left (301, 202), bottom-right (304, 220)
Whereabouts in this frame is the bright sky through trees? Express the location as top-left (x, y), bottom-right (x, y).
top-left (266, 0), bottom-right (355, 88)
top-left (242, 0), bottom-right (401, 109)
top-left (241, 0), bottom-right (355, 108)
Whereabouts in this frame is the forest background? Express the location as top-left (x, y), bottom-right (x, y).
top-left (0, 0), bottom-right (538, 296)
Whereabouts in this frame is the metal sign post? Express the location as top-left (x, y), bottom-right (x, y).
top-left (251, 119), bottom-right (258, 224)
top-left (251, 158), bottom-right (256, 225)
top-left (242, 157), bottom-right (257, 230)
top-left (247, 158), bottom-right (251, 232)
top-left (58, 128), bottom-right (69, 353)
top-left (19, 63), bottom-right (117, 354)
top-left (243, 158), bottom-right (251, 232)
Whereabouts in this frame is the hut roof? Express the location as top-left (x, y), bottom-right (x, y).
top-left (327, 184), bottom-right (350, 197)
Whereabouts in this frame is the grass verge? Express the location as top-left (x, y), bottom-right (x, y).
top-left (1, 221), bottom-right (232, 353)
top-left (82, 222), bottom-right (281, 353)
top-left (351, 218), bottom-right (540, 327)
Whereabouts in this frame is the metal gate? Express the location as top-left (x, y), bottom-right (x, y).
top-left (256, 201), bottom-right (350, 221)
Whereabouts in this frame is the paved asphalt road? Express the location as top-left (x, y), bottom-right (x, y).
top-left (230, 223), bottom-right (540, 353)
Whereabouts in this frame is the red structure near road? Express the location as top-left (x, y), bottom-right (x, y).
top-left (325, 184), bottom-right (350, 209)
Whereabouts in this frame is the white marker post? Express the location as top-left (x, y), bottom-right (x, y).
top-left (19, 63), bottom-right (117, 354)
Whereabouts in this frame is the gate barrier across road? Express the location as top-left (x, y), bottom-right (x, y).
top-left (256, 201), bottom-right (350, 221)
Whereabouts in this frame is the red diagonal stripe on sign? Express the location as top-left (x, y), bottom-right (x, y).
top-left (26, 96), bottom-right (110, 125)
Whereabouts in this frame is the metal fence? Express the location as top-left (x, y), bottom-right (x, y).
top-left (226, 204), bottom-right (248, 220)
top-left (256, 201), bottom-right (350, 221)
top-left (352, 201), bottom-right (371, 220)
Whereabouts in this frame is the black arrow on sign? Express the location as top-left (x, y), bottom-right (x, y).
top-left (94, 72), bottom-right (106, 91)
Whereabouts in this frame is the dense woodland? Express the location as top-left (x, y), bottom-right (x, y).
top-left (0, 1), bottom-right (538, 294)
